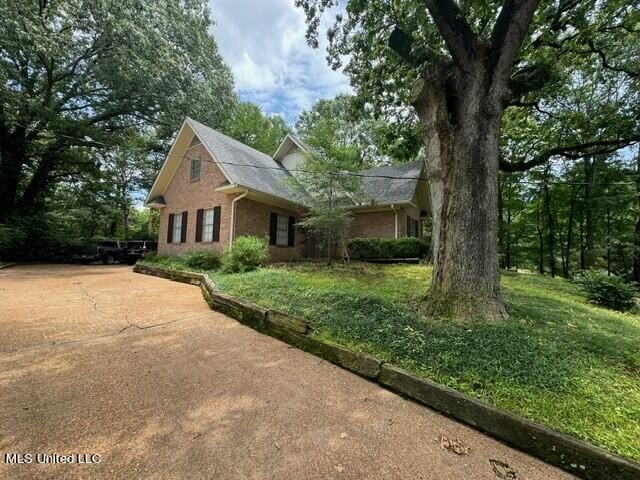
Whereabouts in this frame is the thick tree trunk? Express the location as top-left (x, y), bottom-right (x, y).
top-left (0, 136), bottom-right (26, 223)
top-left (498, 180), bottom-right (505, 268)
top-left (412, 69), bottom-right (506, 319)
top-left (18, 154), bottom-right (57, 215)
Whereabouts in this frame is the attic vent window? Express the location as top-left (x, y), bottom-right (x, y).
top-left (190, 158), bottom-right (201, 182)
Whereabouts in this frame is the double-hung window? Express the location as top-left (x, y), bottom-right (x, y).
top-left (203, 208), bottom-right (215, 242)
top-left (173, 214), bottom-right (183, 243)
top-left (276, 214), bottom-right (289, 246)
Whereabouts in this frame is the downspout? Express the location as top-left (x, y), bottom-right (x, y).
top-left (392, 204), bottom-right (398, 239)
top-left (229, 189), bottom-right (249, 245)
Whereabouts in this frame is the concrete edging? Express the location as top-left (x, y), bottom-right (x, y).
top-left (134, 262), bottom-right (640, 480)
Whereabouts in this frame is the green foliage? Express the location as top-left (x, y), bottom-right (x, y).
top-left (287, 108), bottom-right (364, 260)
top-left (222, 236), bottom-right (269, 273)
top-left (295, 94), bottom-right (421, 165)
top-left (223, 101), bottom-right (289, 155)
top-left (184, 250), bottom-right (222, 270)
top-left (140, 250), bottom-right (221, 271)
top-left (348, 237), bottom-right (429, 259)
top-left (0, 0), bottom-right (235, 225)
top-left (210, 263), bottom-right (640, 461)
top-left (0, 213), bottom-right (73, 261)
top-left (139, 253), bottom-right (187, 270)
top-left (141, 251), bottom-right (157, 262)
top-left (297, 208), bottom-right (353, 259)
top-left (575, 270), bottom-right (637, 311)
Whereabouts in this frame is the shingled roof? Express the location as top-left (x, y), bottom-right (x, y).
top-left (188, 118), bottom-right (301, 203)
top-left (147, 117), bottom-right (423, 208)
top-left (359, 161), bottom-right (423, 205)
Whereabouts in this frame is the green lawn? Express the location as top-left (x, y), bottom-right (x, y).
top-left (202, 262), bottom-right (640, 462)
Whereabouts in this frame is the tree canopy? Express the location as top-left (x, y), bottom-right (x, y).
top-left (296, 94), bottom-right (422, 166)
top-left (0, 0), bottom-right (235, 223)
top-left (223, 101), bottom-right (289, 155)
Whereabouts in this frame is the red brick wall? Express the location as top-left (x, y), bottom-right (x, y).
top-left (155, 142), bottom-right (422, 260)
top-left (157, 145), bottom-right (233, 255)
top-left (348, 207), bottom-right (422, 240)
top-left (348, 210), bottom-right (396, 239)
top-left (235, 198), bottom-right (306, 262)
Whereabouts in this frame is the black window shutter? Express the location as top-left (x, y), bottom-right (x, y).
top-left (407, 215), bottom-right (411, 237)
top-left (167, 213), bottom-right (174, 243)
top-left (181, 211), bottom-right (188, 243)
top-left (195, 209), bottom-right (203, 242)
top-left (288, 216), bottom-right (295, 247)
top-left (269, 212), bottom-right (277, 245)
top-left (213, 206), bottom-right (221, 242)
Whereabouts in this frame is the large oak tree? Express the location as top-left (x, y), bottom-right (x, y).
top-left (0, 0), bottom-right (235, 223)
top-left (296, 0), bottom-right (640, 319)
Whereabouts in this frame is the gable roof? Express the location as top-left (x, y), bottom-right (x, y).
top-left (146, 117), bottom-right (301, 206)
top-left (187, 118), bottom-right (302, 203)
top-left (359, 161), bottom-right (424, 205)
top-left (146, 117), bottom-right (424, 209)
top-left (272, 133), bottom-right (310, 161)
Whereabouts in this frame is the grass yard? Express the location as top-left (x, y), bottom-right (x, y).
top-left (202, 262), bottom-right (640, 462)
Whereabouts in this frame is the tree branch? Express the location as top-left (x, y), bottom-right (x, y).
top-left (488, 0), bottom-right (542, 84)
top-left (586, 39), bottom-right (639, 78)
top-left (508, 99), bottom-right (553, 117)
top-left (509, 63), bottom-right (552, 99)
top-left (388, 28), bottom-right (424, 68)
top-left (422, 0), bottom-right (476, 69)
top-left (500, 136), bottom-right (640, 172)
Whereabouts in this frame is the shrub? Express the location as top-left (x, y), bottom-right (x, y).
top-left (142, 251), bottom-right (157, 261)
top-left (348, 237), bottom-right (429, 260)
top-left (184, 250), bottom-right (221, 270)
top-left (575, 270), bottom-right (637, 311)
top-left (222, 236), bottom-right (269, 273)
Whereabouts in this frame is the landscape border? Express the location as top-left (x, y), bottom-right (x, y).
top-left (133, 263), bottom-right (640, 480)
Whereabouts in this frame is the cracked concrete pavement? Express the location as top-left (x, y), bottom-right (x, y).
top-left (0, 264), bottom-right (576, 479)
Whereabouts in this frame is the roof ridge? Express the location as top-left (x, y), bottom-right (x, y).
top-left (361, 159), bottom-right (423, 175)
top-left (187, 117), bottom-right (281, 165)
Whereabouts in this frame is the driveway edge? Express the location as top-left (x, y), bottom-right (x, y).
top-left (133, 263), bottom-right (640, 480)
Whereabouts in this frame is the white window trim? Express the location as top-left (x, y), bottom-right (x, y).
top-left (173, 214), bottom-right (182, 243)
top-left (203, 208), bottom-right (215, 242)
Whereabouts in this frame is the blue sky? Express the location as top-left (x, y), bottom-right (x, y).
top-left (209, 0), bottom-right (351, 124)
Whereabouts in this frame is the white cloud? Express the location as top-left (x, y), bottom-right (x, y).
top-left (209, 0), bottom-right (351, 123)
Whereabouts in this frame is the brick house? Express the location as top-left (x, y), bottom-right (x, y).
top-left (146, 117), bottom-right (429, 261)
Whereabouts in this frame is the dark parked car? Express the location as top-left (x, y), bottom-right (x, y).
top-left (70, 240), bottom-right (127, 264)
top-left (123, 240), bottom-right (158, 265)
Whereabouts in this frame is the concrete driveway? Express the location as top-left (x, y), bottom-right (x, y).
top-left (0, 264), bottom-right (575, 480)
